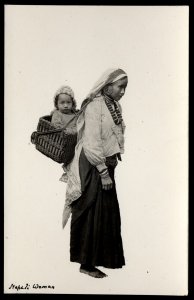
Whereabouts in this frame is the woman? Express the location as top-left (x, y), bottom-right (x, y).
top-left (63, 68), bottom-right (128, 278)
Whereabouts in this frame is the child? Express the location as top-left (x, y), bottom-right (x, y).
top-left (51, 85), bottom-right (79, 182)
top-left (51, 85), bottom-right (78, 134)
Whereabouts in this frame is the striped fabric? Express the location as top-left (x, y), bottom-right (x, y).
top-left (104, 94), bottom-right (123, 125)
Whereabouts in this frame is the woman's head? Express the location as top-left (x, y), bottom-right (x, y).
top-left (54, 86), bottom-right (77, 113)
top-left (103, 76), bottom-right (128, 101)
top-left (86, 68), bottom-right (128, 101)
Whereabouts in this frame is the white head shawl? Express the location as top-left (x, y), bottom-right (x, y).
top-left (86, 68), bottom-right (127, 100)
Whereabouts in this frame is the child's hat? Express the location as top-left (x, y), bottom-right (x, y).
top-left (54, 85), bottom-right (75, 99)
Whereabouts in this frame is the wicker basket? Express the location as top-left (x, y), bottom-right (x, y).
top-left (31, 115), bottom-right (77, 166)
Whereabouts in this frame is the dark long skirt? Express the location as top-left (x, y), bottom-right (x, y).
top-left (70, 149), bottom-right (125, 269)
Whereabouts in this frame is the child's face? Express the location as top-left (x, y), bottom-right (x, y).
top-left (57, 94), bottom-right (73, 113)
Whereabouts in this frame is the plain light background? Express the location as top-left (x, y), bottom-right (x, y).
top-left (4, 5), bottom-right (188, 295)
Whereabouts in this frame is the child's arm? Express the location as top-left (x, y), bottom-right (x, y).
top-left (51, 111), bottom-right (64, 128)
top-left (64, 126), bottom-right (77, 135)
top-left (64, 115), bottom-right (78, 134)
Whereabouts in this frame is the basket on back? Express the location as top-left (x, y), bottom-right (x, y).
top-left (31, 115), bottom-right (77, 166)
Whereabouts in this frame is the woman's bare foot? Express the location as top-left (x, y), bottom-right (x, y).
top-left (80, 265), bottom-right (107, 278)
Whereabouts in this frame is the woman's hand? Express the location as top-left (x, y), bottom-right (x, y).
top-left (101, 175), bottom-right (113, 190)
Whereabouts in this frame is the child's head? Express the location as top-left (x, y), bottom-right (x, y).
top-left (54, 86), bottom-right (77, 113)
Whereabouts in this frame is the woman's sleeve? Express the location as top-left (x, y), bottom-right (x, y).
top-left (83, 100), bottom-right (107, 172)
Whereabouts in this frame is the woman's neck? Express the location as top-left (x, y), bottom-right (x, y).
top-left (102, 91), bottom-right (114, 102)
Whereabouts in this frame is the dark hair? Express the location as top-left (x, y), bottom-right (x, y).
top-left (54, 93), bottom-right (77, 110)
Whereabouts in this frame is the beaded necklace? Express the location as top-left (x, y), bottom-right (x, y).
top-left (103, 93), bottom-right (123, 125)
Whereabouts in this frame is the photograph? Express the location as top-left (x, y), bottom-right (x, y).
top-left (4, 5), bottom-right (188, 295)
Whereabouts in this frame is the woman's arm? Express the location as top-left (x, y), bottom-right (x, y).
top-left (83, 99), bottom-right (113, 190)
top-left (83, 100), bottom-right (106, 171)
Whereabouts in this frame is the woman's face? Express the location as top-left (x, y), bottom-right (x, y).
top-left (109, 77), bottom-right (128, 101)
top-left (57, 94), bottom-right (73, 113)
